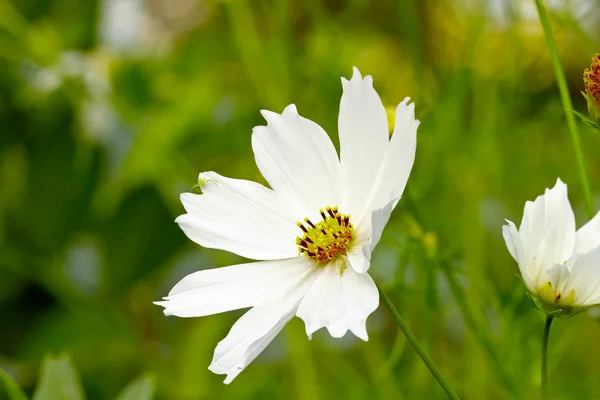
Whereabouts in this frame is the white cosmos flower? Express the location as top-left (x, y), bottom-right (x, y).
top-left (503, 178), bottom-right (600, 311)
top-left (156, 67), bottom-right (419, 383)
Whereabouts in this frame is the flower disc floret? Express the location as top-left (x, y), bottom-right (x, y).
top-left (584, 54), bottom-right (600, 103)
top-left (296, 206), bottom-right (354, 263)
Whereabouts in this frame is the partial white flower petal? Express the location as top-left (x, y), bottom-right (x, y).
top-left (361, 98), bottom-right (419, 218)
top-left (502, 220), bottom-right (535, 291)
top-left (346, 215), bottom-right (373, 273)
top-left (209, 300), bottom-right (295, 384)
top-left (251, 104), bottom-right (342, 219)
top-left (208, 268), bottom-right (318, 383)
top-left (546, 263), bottom-right (570, 297)
top-left (502, 221), bottom-right (517, 260)
top-left (338, 67), bottom-right (389, 216)
top-left (346, 245), bottom-right (371, 274)
top-left (176, 172), bottom-right (299, 260)
top-left (517, 178), bottom-right (576, 289)
top-left (575, 211), bottom-right (600, 254)
top-left (562, 247), bottom-right (600, 306)
top-left (368, 200), bottom-right (395, 252)
top-left (297, 260), bottom-right (379, 340)
top-left (156, 257), bottom-right (313, 317)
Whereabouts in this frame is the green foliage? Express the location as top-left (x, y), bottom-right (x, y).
top-left (1, 0), bottom-right (600, 399)
top-left (568, 93), bottom-right (600, 134)
top-left (1, 356), bottom-right (154, 400)
top-left (114, 375), bottom-right (154, 400)
top-left (0, 370), bottom-right (28, 400)
top-left (32, 355), bottom-right (84, 400)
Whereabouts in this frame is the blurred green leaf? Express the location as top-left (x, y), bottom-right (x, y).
top-left (566, 109), bottom-right (600, 134)
top-left (0, 369), bottom-right (28, 400)
top-left (0, 0), bottom-right (30, 41)
top-left (104, 186), bottom-right (183, 293)
top-left (32, 355), bottom-right (85, 400)
top-left (114, 375), bottom-right (154, 400)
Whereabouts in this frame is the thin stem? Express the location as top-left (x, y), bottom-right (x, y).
top-left (541, 316), bottom-right (554, 400)
top-left (377, 283), bottom-right (460, 400)
top-left (534, 0), bottom-right (595, 218)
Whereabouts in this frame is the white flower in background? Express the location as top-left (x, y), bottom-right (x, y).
top-left (503, 178), bottom-right (600, 312)
top-left (156, 67), bottom-right (419, 383)
top-left (99, 0), bottom-right (147, 52)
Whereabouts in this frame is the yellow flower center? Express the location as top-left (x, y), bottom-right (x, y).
top-left (537, 282), bottom-right (576, 308)
top-left (296, 206), bottom-right (354, 263)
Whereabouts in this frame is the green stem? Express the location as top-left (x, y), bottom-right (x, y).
top-left (377, 283), bottom-right (460, 400)
top-left (534, 0), bottom-right (595, 218)
top-left (541, 316), bottom-right (554, 400)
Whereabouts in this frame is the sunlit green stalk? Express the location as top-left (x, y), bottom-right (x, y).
top-left (223, 0), bottom-right (286, 109)
top-left (377, 283), bottom-right (460, 400)
top-left (541, 316), bottom-right (554, 400)
top-left (534, 0), bottom-right (595, 218)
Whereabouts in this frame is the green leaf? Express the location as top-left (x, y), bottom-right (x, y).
top-left (32, 355), bottom-right (85, 400)
top-left (0, 369), bottom-right (28, 400)
top-left (566, 108), bottom-right (592, 123)
top-left (566, 109), bottom-right (600, 133)
top-left (114, 375), bottom-right (154, 400)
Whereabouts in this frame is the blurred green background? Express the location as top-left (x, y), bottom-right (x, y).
top-left (1, 0), bottom-right (600, 398)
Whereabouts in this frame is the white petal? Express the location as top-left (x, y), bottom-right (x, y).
top-left (176, 172), bottom-right (299, 260)
top-left (348, 198), bottom-right (394, 274)
top-left (360, 98), bottom-right (419, 219)
top-left (338, 67), bottom-right (389, 217)
top-left (562, 247), bottom-right (600, 306)
top-left (575, 211), bottom-right (600, 254)
top-left (296, 259), bottom-right (379, 340)
top-left (208, 268), bottom-right (317, 383)
top-left (155, 257), bottom-right (313, 317)
top-left (546, 263), bottom-right (570, 297)
top-left (502, 220), bottom-right (535, 292)
top-left (209, 301), bottom-right (295, 384)
top-left (346, 246), bottom-right (371, 274)
top-left (251, 104), bottom-right (342, 219)
top-left (517, 178), bottom-right (576, 290)
top-left (346, 215), bottom-right (374, 273)
top-left (502, 221), bottom-right (518, 260)
top-left (368, 199), bottom-right (395, 252)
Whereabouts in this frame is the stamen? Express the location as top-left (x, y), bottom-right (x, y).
top-left (297, 223), bottom-right (308, 233)
top-left (295, 206), bottom-right (354, 263)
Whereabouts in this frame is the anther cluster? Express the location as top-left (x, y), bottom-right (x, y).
top-left (296, 206), bottom-right (354, 263)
